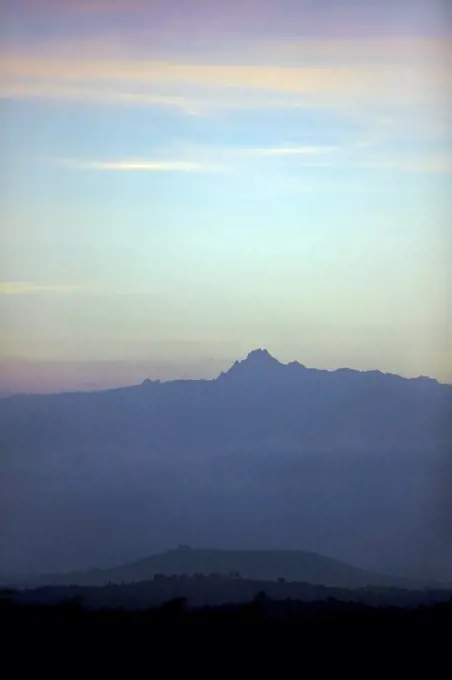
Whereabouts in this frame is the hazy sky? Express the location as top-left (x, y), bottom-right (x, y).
top-left (1, 0), bottom-right (451, 391)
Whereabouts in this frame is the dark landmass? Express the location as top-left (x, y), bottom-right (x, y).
top-left (7, 573), bottom-right (452, 611)
top-left (2, 584), bottom-right (451, 638)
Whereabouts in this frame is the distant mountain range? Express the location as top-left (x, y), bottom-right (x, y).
top-left (1, 349), bottom-right (451, 582)
top-left (2, 348), bottom-right (450, 454)
top-left (37, 546), bottom-right (434, 590)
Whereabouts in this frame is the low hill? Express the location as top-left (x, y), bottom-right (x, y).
top-left (40, 547), bottom-right (427, 589)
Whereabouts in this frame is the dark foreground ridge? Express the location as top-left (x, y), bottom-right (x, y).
top-left (7, 573), bottom-right (452, 610)
top-left (3, 581), bottom-right (451, 666)
top-left (2, 588), bottom-right (451, 633)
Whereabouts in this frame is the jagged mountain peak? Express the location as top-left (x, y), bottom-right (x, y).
top-left (244, 348), bottom-right (280, 363)
top-left (218, 348), bottom-right (284, 380)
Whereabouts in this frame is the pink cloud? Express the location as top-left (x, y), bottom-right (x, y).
top-left (2, 50), bottom-right (450, 107)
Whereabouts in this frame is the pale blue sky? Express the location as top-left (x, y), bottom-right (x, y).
top-left (0, 1), bottom-right (451, 391)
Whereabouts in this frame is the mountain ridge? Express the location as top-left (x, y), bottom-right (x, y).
top-left (2, 349), bottom-right (447, 398)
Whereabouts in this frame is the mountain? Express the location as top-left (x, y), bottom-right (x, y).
top-left (3, 347), bottom-right (447, 455)
top-left (39, 546), bottom-right (425, 590)
top-left (1, 350), bottom-right (451, 581)
top-left (218, 347), bottom-right (287, 380)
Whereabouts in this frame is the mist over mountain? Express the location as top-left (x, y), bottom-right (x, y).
top-left (1, 350), bottom-right (451, 582)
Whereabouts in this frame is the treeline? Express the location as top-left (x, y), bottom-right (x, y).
top-left (2, 593), bottom-right (452, 631)
top-left (6, 573), bottom-right (452, 611)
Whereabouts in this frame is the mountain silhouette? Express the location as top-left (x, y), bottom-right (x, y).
top-left (219, 348), bottom-right (285, 377)
top-left (1, 350), bottom-right (451, 582)
top-left (39, 546), bottom-right (429, 589)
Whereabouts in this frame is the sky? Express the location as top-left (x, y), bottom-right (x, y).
top-left (0, 0), bottom-right (451, 392)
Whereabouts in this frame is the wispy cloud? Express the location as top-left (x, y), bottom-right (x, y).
top-left (2, 34), bottom-right (450, 171)
top-left (0, 281), bottom-right (159, 297)
top-left (240, 146), bottom-right (339, 157)
top-left (0, 281), bottom-right (177, 298)
top-left (57, 158), bottom-right (219, 172)
top-left (0, 56), bottom-right (429, 96)
top-left (0, 282), bottom-right (82, 295)
top-left (53, 142), bottom-right (452, 177)
top-left (0, 81), bottom-right (206, 115)
top-left (2, 40), bottom-right (450, 109)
